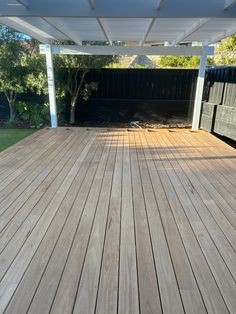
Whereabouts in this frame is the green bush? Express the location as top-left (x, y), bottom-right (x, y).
top-left (16, 101), bottom-right (50, 128)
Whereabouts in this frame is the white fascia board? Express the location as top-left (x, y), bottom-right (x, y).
top-left (171, 18), bottom-right (211, 46)
top-left (2, 0), bottom-right (236, 17)
top-left (0, 17), bottom-right (53, 43)
top-left (39, 44), bottom-right (214, 56)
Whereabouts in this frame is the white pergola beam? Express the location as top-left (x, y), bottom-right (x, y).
top-left (45, 45), bottom-right (58, 128)
top-left (16, 0), bottom-right (29, 9)
top-left (192, 47), bottom-right (208, 130)
top-left (87, 0), bottom-right (94, 9)
top-left (0, 17), bottom-right (53, 43)
top-left (42, 18), bottom-right (82, 45)
top-left (204, 26), bottom-right (236, 45)
top-left (225, 0), bottom-right (236, 10)
top-left (156, 0), bottom-right (165, 10)
top-left (39, 45), bottom-right (214, 56)
top-left (96, 18), bottom-right (112, 45)
top-left (140, 18), bottom-right (155, 46)
top-left (171, 18), bottom-right (211, 46)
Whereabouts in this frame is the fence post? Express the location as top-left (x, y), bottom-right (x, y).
top-left (192, 47), bottom-right (208, 131)
top-left (45, 44), bottom-right (58, 128)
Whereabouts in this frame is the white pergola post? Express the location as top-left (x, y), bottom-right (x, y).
top-left (45, 44), bottom-right (58, 128)
top-left (192, 47), bottom-right (208, 131)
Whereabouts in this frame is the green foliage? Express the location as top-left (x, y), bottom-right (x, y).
top-left (159, 36), bottom-right (236, 68)
top-left (0, 25), bottom-right (28, 120)
top-left (81, 81), bottom-right (98, 101)
top-left (0, 26), bottom-right (48, 121)
top-left (131, 64), bottom-right (149, 69)
top-left (212, 35), bottom-right (236, 65)
top-left (159, 55), bottom-right (200, 69)
top-left (16, 101), bottom-right (50, 127)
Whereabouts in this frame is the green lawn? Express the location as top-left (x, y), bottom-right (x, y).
top-left (0, 129), bottom-right (37, 152)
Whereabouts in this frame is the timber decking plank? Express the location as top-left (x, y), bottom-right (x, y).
top-left (135, 132), bottom-right (184, 314)
top-left (95, 132), bottom-right (123, 314)
top-left (71, 133), bottom-right (118, 314)
top-left (4, 131), bottom-right (99, 314)
top-left (155, 131), bottom-right (236, 312)
top-left (27, 132), bottom-right (110, 314)
top-left (130, 132), bottom-right (163, 314)
top-left (0, 128), bottom-right (235, 314)
top-left (0, 130), bottom-right (90, 253)
top-left (0, 131), bottom-right (97, 312)
top-left (0, 130), bottom-right (71, 211)
top-left (118, 131), bottom-right (140, 314)
top-left (144, 131), bottom-right (228, 313)
top-left (176, 132), bottom-right (236, 209)
top-left (0, 128), bottom-right (59, 181)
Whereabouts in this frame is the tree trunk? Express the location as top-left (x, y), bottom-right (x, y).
top-left (9, 101), bottom-right (16, 122)
top-left (70, 97), bottom-right (77, 125)
top-left (68, 70), bottom-right (87, 125)
top-left (5, 91), bottom-right (17, 122)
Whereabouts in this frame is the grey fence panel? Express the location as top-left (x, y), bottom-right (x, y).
top-left (201, 67), bottom-right (236, 141)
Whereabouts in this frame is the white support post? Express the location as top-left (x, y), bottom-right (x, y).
top-left (45, 44), bottom-right (58, 128)
top-left (192, 47), bottom-right (208, 131)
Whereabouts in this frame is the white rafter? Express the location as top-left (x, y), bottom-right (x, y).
top-left (140, 18), bottom-right (155, 46)
top-left (156, 0), bottom-right (165, 10)
top-left (171, 18), bottom-right (211, 46)
top-left (87, 0), bottom-right (94, 9)
top-left (0, 17), bottom-right (53, 43)
top-left (42, 18), bottom-right (82, 45)
top-left (96, 18), bottom-right (112, 45)
top-left (224, 0), bottom-right (236, 10)
top-left (204, 26), bottom-right (236, 45)
top-left (16, 0), bottom-right (29, 9)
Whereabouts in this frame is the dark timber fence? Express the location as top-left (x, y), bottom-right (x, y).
top-left (75, 69), bottom-right (198, 122)
top-left (201, 67), bottom-right (236, 141)
top-left (0, 69), bottom-right (198, 123)
top-left (2, 68), bottom-right (235, 141)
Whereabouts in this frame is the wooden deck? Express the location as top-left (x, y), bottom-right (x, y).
top-left (0, 127), bottom-right (235, 314)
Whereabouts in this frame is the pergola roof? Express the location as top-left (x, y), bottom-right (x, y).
top-left (1, 0), bottom-right (236, 46)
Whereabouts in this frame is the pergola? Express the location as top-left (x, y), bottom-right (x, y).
top-left (1, 0), bottom-right (236, 129)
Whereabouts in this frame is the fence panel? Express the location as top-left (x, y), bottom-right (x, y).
top-left (201, 66), bottom-right (236, 141)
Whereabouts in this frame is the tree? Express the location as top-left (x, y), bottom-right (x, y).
top-left (212, 35), bottom-right (236, 65)
top-left (0, 25), bottom-right (49, 122)
top-left (56, 42), bottom-right (120, 124)
top-left (0, 25), bottom-right (28, 121)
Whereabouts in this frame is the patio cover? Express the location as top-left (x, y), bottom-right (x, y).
top-left (0, 0), bottom-right (236, 129)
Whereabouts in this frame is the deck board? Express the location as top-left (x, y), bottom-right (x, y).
top-left (0, 127), bottom-right (235, 314)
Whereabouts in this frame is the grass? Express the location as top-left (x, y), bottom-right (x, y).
top-left (0, 129), bottom-right (37, 152)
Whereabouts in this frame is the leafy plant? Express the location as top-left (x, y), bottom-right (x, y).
top-left (16, 101), bottom-right (50, 127)
top-left (81, 81), bottom-right (98, 101)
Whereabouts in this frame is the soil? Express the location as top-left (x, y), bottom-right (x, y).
top-left (74, 119), bottom-right (191, 129)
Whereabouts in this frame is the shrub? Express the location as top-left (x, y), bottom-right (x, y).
top-left (16, 101), bottom-right (50, 128)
